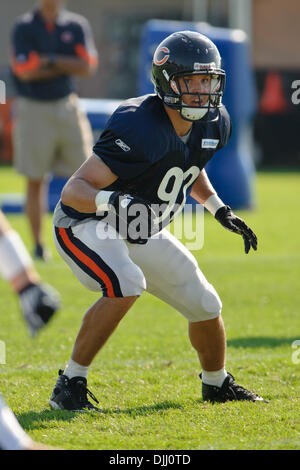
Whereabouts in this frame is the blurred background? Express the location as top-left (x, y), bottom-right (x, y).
top-left (0, 0), bottom-right (299, 170)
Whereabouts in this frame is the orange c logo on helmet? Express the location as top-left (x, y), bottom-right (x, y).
top-left (153, 46), bottom-right (170, 66)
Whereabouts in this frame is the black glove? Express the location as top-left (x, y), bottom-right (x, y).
top-left (108, 191), bottom-right (159, 244)
top-left (215, 205), bottom-right (258, 254)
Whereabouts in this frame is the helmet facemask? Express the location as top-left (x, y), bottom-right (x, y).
top-left (168, 71), bottom-right (225, 122)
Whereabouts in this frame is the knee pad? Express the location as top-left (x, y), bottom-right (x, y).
top-left (117, 261), bottom-right (146, 297)
top-left (201, 282), bottom-right (222, 315)
top-left (175, 273), bottom-right (222, 323)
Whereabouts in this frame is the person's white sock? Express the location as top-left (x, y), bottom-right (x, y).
top-left (64, 359), bottom-right (89, 380)
top-left (201, 368), bottom-right (227, 388)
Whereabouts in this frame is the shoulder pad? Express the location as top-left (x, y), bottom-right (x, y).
top-left (94, 95), bottom-right (172, 179)
top-left (217, 106), bottom-right (232, 149)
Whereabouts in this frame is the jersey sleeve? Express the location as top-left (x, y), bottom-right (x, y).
top-left (93, 96), bottom-right (169, 180)
top-left (10, 21), bottom-right (41, 77)
top-left (93, 126), bottom-right (152, 180)
top-left (217, 106), bottom-right (232, 150)
top-left (73, 17), bottom-right (98, 67)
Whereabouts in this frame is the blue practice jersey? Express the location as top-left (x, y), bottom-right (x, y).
top-left (92, 94), bottom-right (231, 225)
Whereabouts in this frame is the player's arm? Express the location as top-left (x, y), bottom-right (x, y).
top-left (61, 154), bottom-right (118, 213)
top-left (190, 168), bottom-right (216, 204)
top-left (61, 154), bottom-right (158, 244)
top-left (191, 169), bottom-right (257, 254)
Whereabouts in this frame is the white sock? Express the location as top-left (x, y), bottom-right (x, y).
top-left (201, 368), bottom-right (227, 388)
top-left (64, 359), bottom-right (89, 380)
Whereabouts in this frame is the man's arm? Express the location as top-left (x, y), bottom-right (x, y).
top-left (11, 17), bottom-right (98, 82)
top-left (16, 55), bottom-right (96, 82)
top-left (191, 169), bottom-right (257, 254)
top-left (61, 154), bottom-right (118, 213)
top-left (61, 154), bottom-right (158, 244)
top-left (11, 23), bottom-right (61, 82)
top-left (50, 55), bottom-right (97, 77)
top-left (13, 55), bottom-right (62, 82)
top-left (190, 169), bottom-right (217, 205)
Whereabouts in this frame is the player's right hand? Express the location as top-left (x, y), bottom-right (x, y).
top-left (108, 191), bottom-right (159, 244)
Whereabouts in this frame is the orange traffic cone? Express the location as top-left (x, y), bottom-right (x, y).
top-left (259, 71), bottom-right (288, 114)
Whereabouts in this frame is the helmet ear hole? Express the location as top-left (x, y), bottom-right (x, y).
top-left (170, 79), bottom-right (179, 95)
top-left (211, 77), bottom-right (221, 92)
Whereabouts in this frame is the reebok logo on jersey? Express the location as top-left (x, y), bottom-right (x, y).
top-left (120, 196), bottom-right (134, 208)
top-left (115, 139), bottom-right (131, 152)
top-left (202, 138), bottom-right (219, 149)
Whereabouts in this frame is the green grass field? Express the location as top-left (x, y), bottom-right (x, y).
top-left (0, 167), bottom-right (299, 450)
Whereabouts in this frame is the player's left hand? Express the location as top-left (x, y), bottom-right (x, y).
top-left (215, 205), bottom-right (258, 254)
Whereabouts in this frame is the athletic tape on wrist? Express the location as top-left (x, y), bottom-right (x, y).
top-left (95, 190), bottom-right (114, 214)
top-left (204, 194), bottom-right (225, 216)
top-left (0, 230), bottom-right (33, 281)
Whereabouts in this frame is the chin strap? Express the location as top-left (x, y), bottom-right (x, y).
top-left (180, 106), bottom-right (208, 121)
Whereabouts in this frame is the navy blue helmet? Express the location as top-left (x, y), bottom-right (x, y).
top-left (151, 30), bottom-right (226, 122)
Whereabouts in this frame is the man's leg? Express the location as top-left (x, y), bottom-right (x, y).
top-left (129, 230), bottom-right (265, 402)
top-left (50, 220), bottom-right (146, 410)
top-left (49, 295), bottom-right (139, 411)
top-left (26, 179), bottom-right (46, 256)
top-left (188, 316), bottom-right (228, 388)
top-left (13, 97), bottom-right (53, 259)
top-left (54, 221), bottom-right (146, 370)
top-left (188, 315), bottom-right (226, 372)
top-left (70, 295), bottom-right (138, 367)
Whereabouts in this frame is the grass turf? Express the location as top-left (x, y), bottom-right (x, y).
top-left (0, 168), bottom-right (299, 450)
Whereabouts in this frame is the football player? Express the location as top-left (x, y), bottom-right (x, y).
top-left (49, 31), bottom-right (265, 410)
top-left (0, 210), bottom-right (60, 336)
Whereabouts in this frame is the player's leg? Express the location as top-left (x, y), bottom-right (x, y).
top-left (129, 230), bottom-right (266, 402)
top-left (0, 210), bottom-right (60, 336)
top-left (71, 296), bottom-right (138, 367)
top-left (129, 230), bottom-right (224, 367)
top-left (50, 220), bottom-right (145, 410)
top-left (49, 296), bottom-right (138, 412)
top-left (188, 316), bottom-right (226, 373)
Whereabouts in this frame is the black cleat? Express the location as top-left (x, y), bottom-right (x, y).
top-left (19, 283), bottom-right (60, 336)
top-left (49, 370), bottom-right (100, 412)
top-left (201, 372), bottom-right (267, 403)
